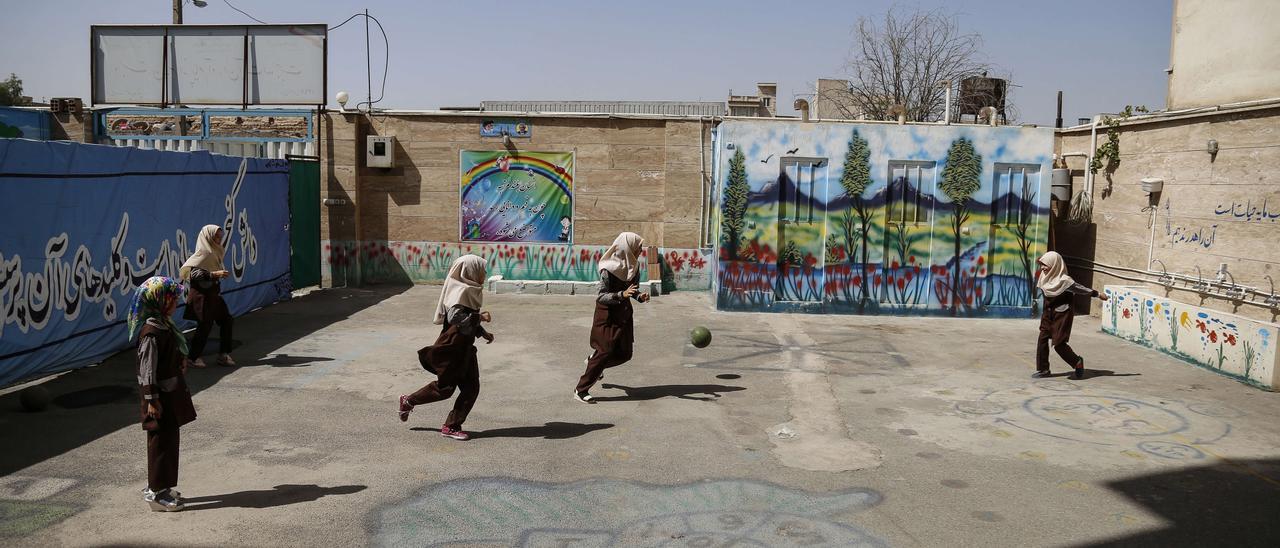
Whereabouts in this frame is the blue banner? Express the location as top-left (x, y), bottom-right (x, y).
top-left (0, 139), bottom-right (291, 386)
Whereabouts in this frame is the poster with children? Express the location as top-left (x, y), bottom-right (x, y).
top-left (459, 151), bottom-right (574, 243)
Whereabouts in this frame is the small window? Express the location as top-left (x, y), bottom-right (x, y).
top-left (991, 164), bottom-right (1040, 226)
top-left (887, 162), bottom-right (934, 224)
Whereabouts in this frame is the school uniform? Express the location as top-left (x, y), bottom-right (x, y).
top-left (409, 305), bottom-right (487, 429)
top-left (180, 224), bottom-right (235, 363)
top-left (577, 271), bottom-right (644, 393)
top-left (184, 266), bottom-right (233, 357)
top-left (575, 232), bottom-right (646, 401)
top-left (399, 254), bottom-right (491, 439)
top-left (137, 318), bottom-right (197, 493)
top-left (1036, 282), bottom-right (1097, 373)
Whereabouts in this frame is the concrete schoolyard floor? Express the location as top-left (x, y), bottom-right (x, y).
top-left (2, 285), bottom-right (1279, 547)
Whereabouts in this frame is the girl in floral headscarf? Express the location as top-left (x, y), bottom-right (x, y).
top-left (129, 276), bottom-right (197, 512)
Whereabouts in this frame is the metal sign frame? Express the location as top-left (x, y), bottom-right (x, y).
top-left (90, 24), bottom-right (327, 109)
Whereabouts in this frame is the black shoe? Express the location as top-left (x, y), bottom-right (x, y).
top-left (1072, 359), bottom-right (1085, 380)
top-left (1031, 370), bottom-right (1052, 379)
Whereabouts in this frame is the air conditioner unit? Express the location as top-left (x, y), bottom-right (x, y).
top-left (367, 136), bottom-right (395, 168)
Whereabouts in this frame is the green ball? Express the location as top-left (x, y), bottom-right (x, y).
top-left (690, 326), bottom-right (712, 348)
top-left (19, 386), bottom-right (51, 412)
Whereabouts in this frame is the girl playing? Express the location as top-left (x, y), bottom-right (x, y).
top-left (130, 276), bottom-right (197, 512)
top-left (575, 232), bottom-right (650, 403)
top-left (1034, 251), bottom-right (1108, 379)
top-left (398, 255), bottom-right (494, 441)
top-left (180, 224), bottom-right (236, 368)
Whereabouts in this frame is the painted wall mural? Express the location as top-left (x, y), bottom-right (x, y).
top-left (460, 151), bottom-right (574, 243)
top-left (321, 240), bottom-right (713, 291)
top-left (714, 120), bottom-right (1053, 317)
top-left (1102, 285), bottom-right (1278, 390)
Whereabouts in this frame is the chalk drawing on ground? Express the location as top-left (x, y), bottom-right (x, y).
top-left (372, 478), bottom-right (886, 547)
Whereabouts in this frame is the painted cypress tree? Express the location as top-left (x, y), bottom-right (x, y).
top-left (940, 137), bottom-right (982, 315)
top-left (839, 130), bottom-right (873, 309)
top-left (721, 148), bottom-right (750, 259)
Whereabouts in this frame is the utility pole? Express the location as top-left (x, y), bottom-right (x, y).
top-left (173, 0), bottom-right (183, 24)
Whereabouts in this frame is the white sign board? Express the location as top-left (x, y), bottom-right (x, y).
top-left (92, 24), bottom-right (327, 106)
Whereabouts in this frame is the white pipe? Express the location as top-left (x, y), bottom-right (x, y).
top-left (941, 80), bottom-right (952, 125)
top-left (1085, 114), bottom-right (1101, 196)
top-left (1147, 203), bottom-right (1158, 271)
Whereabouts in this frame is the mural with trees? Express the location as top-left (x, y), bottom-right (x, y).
top-left (839, 130), bottom-right (873, 311)
top-left (939, 137), bottom-right (982, 316)
top-left (713, 120), bottom-right (1051, 318)
top-left (721, 148), bottom-right (749, 260)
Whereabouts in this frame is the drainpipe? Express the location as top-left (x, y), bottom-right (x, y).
top-left (940, 80), bottom-right (952, 125)
top-left (1085, 114), bottom-right (1101, 202)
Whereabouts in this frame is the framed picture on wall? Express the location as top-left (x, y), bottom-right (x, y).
top-left (459, 150), bottom-right (574, 243)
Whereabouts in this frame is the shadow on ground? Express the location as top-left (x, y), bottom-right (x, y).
top-left (183, 484), bottom-right (367, 511)
top-left (413, 422), bottom-right (614, 440)
top-left (595, 383), bottom-right (745, 402)
top-left (0, 284), bottom-right (410, 477)
top-left (1084, 458), bottom-right (1280, 546)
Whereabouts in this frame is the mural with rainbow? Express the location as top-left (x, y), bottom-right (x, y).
top-left (460, 150), bottom-right (575, 243)
top-left (713, 119), bottom-right (1054, 317)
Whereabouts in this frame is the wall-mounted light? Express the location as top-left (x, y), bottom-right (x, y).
top-left (1141, 177), bottom-right (1163, 208)
top-left (1207, 139), bottom-right (1219, 159)
top-left (336, 91), bottom-right (349, 111)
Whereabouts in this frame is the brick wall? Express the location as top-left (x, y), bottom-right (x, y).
top-left (1053, 105), bottom-right (1280, 323)
top-left (317, 112), bottom-right (715, 286)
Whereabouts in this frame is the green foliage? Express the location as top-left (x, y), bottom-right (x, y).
top-left (840, 130), bottom-right (874, 308)
top-left (839, 130), bottom-right (872, 198)
top-left (0, 74), bottom-right (22, 106)
top-left (824, 233), bottom-right (843, 264)
top-left (1089, 105), bottom-right (1148, 175)
top-left (780, 240), bottom-right (803, 267)
top-left (721, 149), bottom-right (750, 259)
top-left (940, 137), bottom-right (982, 204)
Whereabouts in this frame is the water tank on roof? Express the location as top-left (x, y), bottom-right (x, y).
top-left (957, 75), bottom-right (1007, 123)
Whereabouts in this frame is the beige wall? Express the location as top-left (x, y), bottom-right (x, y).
top-left (317, 112), bottom-right (713, 250)
top-left (1054, 105), bottom-right (1280, 322)
top-left (1168, 0), bottom-right (1280, 109)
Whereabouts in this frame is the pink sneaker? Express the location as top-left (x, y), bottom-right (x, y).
top-left (398, 395), bottom-right (413, 422)
top-left (440, 425), bottom-right (470, 441)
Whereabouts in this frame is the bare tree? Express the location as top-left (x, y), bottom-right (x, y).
top-left (829, 7), bottom-right (995, 122)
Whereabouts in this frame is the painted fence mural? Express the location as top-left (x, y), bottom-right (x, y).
top-left (1102, 285), bottom-right (1279, 389)
top-left (322, 240), bottom-right (712, 291)
top-left (0, 140), bottom-right (291, 386)
top-left (714, 120), bottom-right (1053, 316)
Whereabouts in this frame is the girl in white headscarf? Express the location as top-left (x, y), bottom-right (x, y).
top-left (180, 224), bottom-right (234, 369)
top-left (575, 232), bottom-right (650, 403)
top-left (398, 254), bottom-right (493, 440)
top-left (1034, 251), bottom-right (1108, 379)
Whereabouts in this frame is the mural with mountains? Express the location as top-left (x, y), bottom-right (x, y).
top-left (714, 120), bottom-right (1053, 317)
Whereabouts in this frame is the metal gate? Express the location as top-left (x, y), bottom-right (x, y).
top-left (288, 156), bottom-right (321, 289)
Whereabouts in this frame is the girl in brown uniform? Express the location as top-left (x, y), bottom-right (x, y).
top-left (130, 276), bottom-right (197, 512)
top-left (398, 255), bottom-right (494, 441)
top-left (1033, 251), bottom-right (1109, 379)
top-left (180, 224), bottom-right (236, 368)
top-left (575, 232), bottom-right (650, 403)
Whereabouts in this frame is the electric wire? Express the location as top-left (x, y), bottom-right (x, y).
top-left (222, 0), bottom-right (268, 25)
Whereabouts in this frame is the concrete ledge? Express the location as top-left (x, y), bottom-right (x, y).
top-left (487, 279), bottom-right (661, 297)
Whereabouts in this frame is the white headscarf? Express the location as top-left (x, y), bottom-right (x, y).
top-left (434, 254), bottom-right (488, 325)
top-left (1036, 251), bottom-right (1075, 297)
top-left (179, 225), bottom-right (226, 280)
top-left (598, 232), bottom-right (644, 282)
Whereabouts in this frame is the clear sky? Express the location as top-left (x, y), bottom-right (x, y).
top-left (1, 0), bottom-right (1173, 126)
